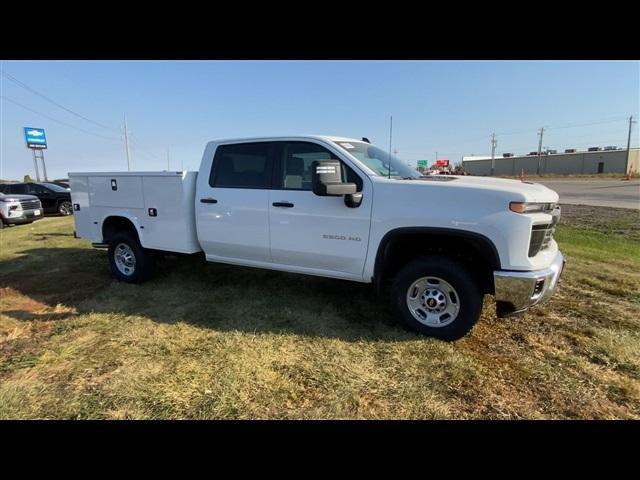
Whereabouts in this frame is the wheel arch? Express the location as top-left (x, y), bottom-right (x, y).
top-left (102, 215), bottom-right (143, 245)
top-left (373, 227), bottom-right (501, 295)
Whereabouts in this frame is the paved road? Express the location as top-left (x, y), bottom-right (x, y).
top-left (537, 179), bottom-right (640, 210)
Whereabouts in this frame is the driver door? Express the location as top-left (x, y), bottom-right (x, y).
top-left (268, 141), bottom-right (372, 279)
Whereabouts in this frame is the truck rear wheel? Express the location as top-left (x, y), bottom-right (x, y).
top-left (391, 256), bottom-right (483, 341)
top-left (108, 231), bottom-right (155, 283)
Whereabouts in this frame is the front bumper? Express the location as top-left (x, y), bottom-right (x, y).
top-left (2, 209), bottom-right (44, 225)
top-left (493, 250), bottom-right (565, 317)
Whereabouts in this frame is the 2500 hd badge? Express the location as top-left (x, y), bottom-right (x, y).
top-left (323, 234), bottom-right (362, 241)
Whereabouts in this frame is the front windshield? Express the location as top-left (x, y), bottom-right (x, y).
top-left (42, 183), bottom-right (69, 192)
top-left (335, 141), bottom-right (422, 179)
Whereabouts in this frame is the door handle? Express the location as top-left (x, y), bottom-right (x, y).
top-left (272, 202), bottom-right (294, 208)
top-left (200, 198), bottom-right (218, 204)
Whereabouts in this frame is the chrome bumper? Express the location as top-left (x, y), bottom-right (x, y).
top-left (3, 209), bottom-right (43, 224)
top-left (493, 251), bottom-right (565, 317)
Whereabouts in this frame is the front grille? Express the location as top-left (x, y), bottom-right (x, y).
top-left (528, 207), bottom-right (561, 257)
top-left (19, 199), bottom-right (41, 210)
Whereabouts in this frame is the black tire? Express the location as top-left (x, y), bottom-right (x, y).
top-left (58, 201), bottom-right (73, 216)
top-left (0, 219), bottom-right (4, 229)
top-left (391, 256), bottom-right (483, 341)
top-left (107, 231), bottom-right (155, 283)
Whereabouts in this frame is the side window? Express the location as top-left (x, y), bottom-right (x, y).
top-left (210, 142), bottom-right (273, 189)
top-left (277, 142), bottom-right (363, 191)
top-left (10, 184), bottom-right (27, 194)
top-left (27, 184), bottom-right (47, 195)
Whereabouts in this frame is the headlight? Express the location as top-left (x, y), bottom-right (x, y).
top-left (509, 202), bottom-right (556, 214)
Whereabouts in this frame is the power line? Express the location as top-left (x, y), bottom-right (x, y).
top-left (547, 116), bottom-right (631, 130)
top-left (423, 115), bottom-right (633, 151)
top-left (128, 134), bottom-right (164, 165)
top-left (497, 115), bottom-right (634, 136)
top-left (1, 69), bottom-right (120, 133)
top-left (1, 95), bottom-right (121, 141)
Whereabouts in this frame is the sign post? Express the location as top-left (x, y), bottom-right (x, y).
top-left (23, 127), bottom-right (48, 182)
top-left (31, 150), bottom-right (41, 182)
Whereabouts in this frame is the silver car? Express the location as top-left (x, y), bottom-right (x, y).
top-left (0, 192), bottom-right (43, 229)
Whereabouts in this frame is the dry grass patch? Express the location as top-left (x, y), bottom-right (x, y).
top-left (0, 207), bottom-right (639, 419)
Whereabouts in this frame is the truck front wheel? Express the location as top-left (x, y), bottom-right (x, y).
top-left (108, 232), bottom-right (155, 283)
top-left (391, 256), bottom-right (483, 341)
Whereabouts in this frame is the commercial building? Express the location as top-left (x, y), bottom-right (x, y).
top-left (462, 148), bottom-right (640, 176)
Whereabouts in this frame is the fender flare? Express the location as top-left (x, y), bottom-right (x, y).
top-left (373, 227), bottom-right (502, 293)
top-left (101, 214), bottom-right (146, 246)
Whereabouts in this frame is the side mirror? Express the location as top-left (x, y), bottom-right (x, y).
top-left (344, 192), bottom-right (363, 208)
top-left (312, 160), bottom-right (357, 196)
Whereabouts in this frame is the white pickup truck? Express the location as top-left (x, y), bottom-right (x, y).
top-left (69, 135), bottom-right (564, 340)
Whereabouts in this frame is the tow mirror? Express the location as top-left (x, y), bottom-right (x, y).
top-left (344, 192), bottom-right (363, 208)
top-left (312, 160), bottom-right (357, 196)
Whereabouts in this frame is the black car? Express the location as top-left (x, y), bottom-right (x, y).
top-left (0, 182), bottom-right (73, 216)
top-left (51, 178), bottom-right (71, 189)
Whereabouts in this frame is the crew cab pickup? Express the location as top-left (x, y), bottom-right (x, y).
top-left (69, 136), bottom-right (565, 340)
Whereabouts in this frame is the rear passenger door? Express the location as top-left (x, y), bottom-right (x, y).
top-left (196, 142), bottom-right (275, 263)
top-left (26, 184), bottom-right (56, 212)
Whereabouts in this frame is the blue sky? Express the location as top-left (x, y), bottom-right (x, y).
top-left (1, 60), bottom-right (638, 180)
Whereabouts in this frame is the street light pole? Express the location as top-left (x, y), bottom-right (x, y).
top-left (626, 115), bottom-right (635, 174)
top-left (490, 133), bottom-right (497, 176)
top-left (537, 127), bottom-right (545, 175)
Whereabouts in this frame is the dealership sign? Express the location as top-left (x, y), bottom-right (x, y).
top-left (24, 127), bottom-right (47, 149)
top-left (435, 159), bottom-right (449, 167)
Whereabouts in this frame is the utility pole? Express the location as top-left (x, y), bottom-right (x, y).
top-left (537, 127), bottom-right (545, 175)
top-left (490, 132), bottom-right (497, 176)
top-left (123, 115), bottom-right (132, 172)
top-left (626, 115), bottom-right (635, 174)
top-left (387, 116), bottom-right (393, 179)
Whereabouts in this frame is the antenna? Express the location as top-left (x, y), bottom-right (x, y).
top-left (388, 115), bottom-right (393, 179)
top-left (123, 114), bottom-right (132, 171)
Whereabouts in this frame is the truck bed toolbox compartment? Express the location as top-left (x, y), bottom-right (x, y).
top-left (69, 171), bottom-right (201, 254)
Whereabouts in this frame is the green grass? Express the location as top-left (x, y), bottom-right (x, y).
top-left (1, 205), bottom-right (639, 419)
top-left (554, 226), bottom-right (640, 263)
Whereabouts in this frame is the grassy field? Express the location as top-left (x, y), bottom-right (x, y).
top-left (1, 205), bottom-right (639, 419)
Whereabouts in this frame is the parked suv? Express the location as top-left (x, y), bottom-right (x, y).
top-left (0, 182), bottom-right (73, 216)
top-left (0, 192), bottom-right (43, 228)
